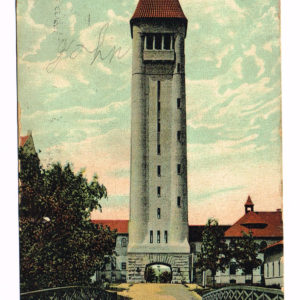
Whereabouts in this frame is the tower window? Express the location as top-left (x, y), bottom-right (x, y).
top-left (158, 101), bottom-right (160, 112)
top-left (177, 164), bottom-right (181, 175)
top-left (157, 81), bottom-right (160, 100)
top-left (177, 131), bottom-right (181, 142)
top-left (157, 186), bottom-right (161, 197)
top-left (164, 231), bottom-right (168, 243)
top-left (146, 35), bottom-right (153, 50)
top-left (157, 144), bottom-right (161, 155)
top-left (164, 34), bottom-right (171, 50)
top-left (177, 98), bottom-right (181, 109)
top-left (150, 230), bottom-right (153, 243)
top-left (157, 230), bottom-right (160, 243)
top-left (155, 34), bottom-right (162, 50)
top-left (121, 238), bottom-right (127, 247)
top-left (157, 208), bottom-right (161, 219)
top-left (157, 165), bottom-right (161, 177)
top-left (121, 262), bottom-right (126, 270)
top-left (177, 196), bottom-right (181, 207)
top-left (177, 63), bottom-right (181, 73)
top-left (157, 122), bottom-right (161, 132)
top-left (278, 260), bottom-right (281, 276)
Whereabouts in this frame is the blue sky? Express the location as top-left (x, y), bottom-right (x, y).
top-left (17, 0), bottom-right (282, 224)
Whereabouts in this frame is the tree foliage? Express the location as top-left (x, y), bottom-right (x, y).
top-left (144, 266), bottom-right (156, 283)
top-left (230, 232), bottom-right (262, 284)
top-left (159, 271), bottom-right (172, 283)
top-left (19, 148), bottom-right (116, 292)
top-left (196, 218), bottom-right (230, 286)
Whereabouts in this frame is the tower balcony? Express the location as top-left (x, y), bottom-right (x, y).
top-left (143, 50), bottom-right (175, 62)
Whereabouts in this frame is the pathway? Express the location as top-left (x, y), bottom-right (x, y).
top-left (117, 283), bottom-right (202, 300)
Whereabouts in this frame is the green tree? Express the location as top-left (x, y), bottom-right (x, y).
top-left (159, 271), bottom-right (172, 283)
top-left (144, 266), bottom-right (156, 283)
top-left (196, 218), bottom-right (230, 287)
top-left (231, 232), bottom-right (262, 285)
top-left (19, 148), bottom-right (116, 292)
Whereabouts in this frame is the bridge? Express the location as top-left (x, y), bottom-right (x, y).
top-left (202, 285), bottom-right (284, 300)
top-left (20, 286), bottom-right (131, 300)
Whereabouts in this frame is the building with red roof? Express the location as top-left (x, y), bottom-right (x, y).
top-left (262, 240), bottom-right (283, 288)
top-left (91, 196), bottom-right (283, 285)
top-left (19, 130), bottom-right (36, 155)
top-left (212, 197), bottom-right (283, 286)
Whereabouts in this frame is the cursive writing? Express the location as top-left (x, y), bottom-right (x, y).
top-left (46, 23), bottom-right (130, 73)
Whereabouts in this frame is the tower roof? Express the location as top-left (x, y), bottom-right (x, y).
top-left (245, 195), bottom-right (254, 206)
top-left (130, 0), bottom-right (188, 37)
top-left (131, 0), bottom-right (187, 20)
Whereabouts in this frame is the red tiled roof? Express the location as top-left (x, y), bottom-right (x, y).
top-left (19, 135), bottom-right (29, 147)
top-left (241, 211), bottom-right (266, 225)
top-left (225, 211), bottom-right (283, 238)
top-left (131, 0), bottom-right (187, 21)
top-left (92, 220), bottom-right (128, 234)
top-left (245, 195), bottom-right (254, 206)
top-left (263, 240), bottom-right (283, 251)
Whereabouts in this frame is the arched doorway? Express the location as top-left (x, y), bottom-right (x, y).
top-left (144, 263), bottom-right (172, 283)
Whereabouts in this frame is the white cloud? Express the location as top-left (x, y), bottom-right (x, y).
top-left (66, 2), bottom-right (72, 10)
top-left (76, 72), bottom-right (89, 85)
top-left (97, 62), bottom-right (112, 75)
top-left (24, 101), bottom-right (128, 120)
top-left (107, 9), bottom-right (129, 23)
top-left (52, 75), bottom-right (71, 88)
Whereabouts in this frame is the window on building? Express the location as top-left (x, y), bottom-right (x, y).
top-left (157, 186), bottom-right (161, 197)
top-left (157, 165), bottom-right (161, 177)
top-left (229, 262), bottom-right (237, 275)
top-left (164, 231), bottom-right (168, 243)
top-left (177, 63), bottom-right (181, 73)
top-left (157, 144), bottom-right (161, 155)
top-left (121, 238), bottom-right (127, 247)
top-left (157, 230), bottom-right (160, 243)
top-left (155, 34), bottom-right (162, 50)
top-left (177, 131), bottom-right (181, 142)
top-left (177, 98), bottom-right (181, 109)
top-left (177, 196), bottom-right (181, 207)
top-left (146, 35), bottom-right (153, 50)
top-left (157, 208), bottom-right (161, 219)
top-left (158, 101), bottom-right (161, 112)
top-left (157, 81), bottom-right (161, 100)
top-left (177, 164), bottom-right (181, 175)
top-left (157, 122), bottom-right (161, 132)
top-left (121, 262), bottom-right (126, 270)
top-left (267, 264), bottom-right (269, 277)
top-left (278, 260), bottom-right (281, 276)
top-left (272, 262), bottom-right (275, 277)
top-left (164, 34), bottom-right (171, 50)
top-left (150, 230), bottom-right (153, 243)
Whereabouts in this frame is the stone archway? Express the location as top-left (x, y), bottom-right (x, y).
top-left (145, 263), bottom-right (172, 283)
top-left (127, 253), bottom-right (190, 283)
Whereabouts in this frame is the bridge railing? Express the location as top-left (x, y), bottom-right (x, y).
top-left (202, 285), bottom-right (284, 300)
top-left (20, 286), bottom-right (131, 300)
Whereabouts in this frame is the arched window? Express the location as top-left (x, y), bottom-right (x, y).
top-left (121, 238), bottom-right (127, 247)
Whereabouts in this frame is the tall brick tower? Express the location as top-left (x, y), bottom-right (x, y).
top-left (127, 0), bottom-right (190, 283)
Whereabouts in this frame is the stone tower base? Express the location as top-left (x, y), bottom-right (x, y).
top-left (127, 253), bottom-right (191, 283)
